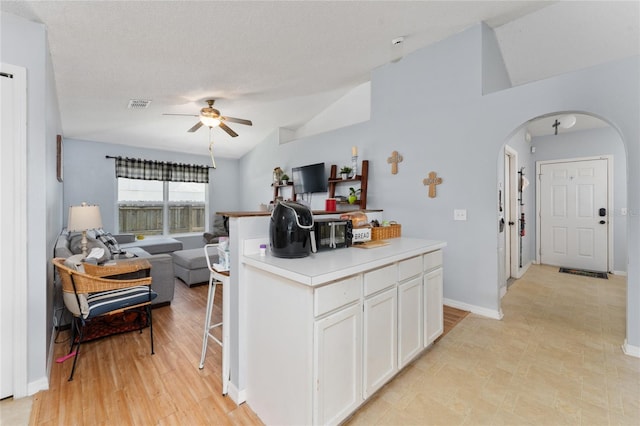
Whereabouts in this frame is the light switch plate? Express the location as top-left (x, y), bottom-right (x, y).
top-left (454, 209), bottom-right (467, 221)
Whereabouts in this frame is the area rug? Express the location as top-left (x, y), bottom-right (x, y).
top-left (559, 267), bottom-right (608, 279)
top-left (75, 310), bottom-right (149, 343)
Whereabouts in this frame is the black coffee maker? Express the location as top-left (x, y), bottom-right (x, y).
top-left (270, 201), bottom-right (317, 258)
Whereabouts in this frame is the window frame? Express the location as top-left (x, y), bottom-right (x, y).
top-left (117, 178), bottom-right (209, 237)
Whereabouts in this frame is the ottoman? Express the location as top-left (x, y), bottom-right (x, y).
top-left (172, 248), bottom-right (218, 287)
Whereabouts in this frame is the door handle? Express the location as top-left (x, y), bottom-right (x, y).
top-left (508, 221), bottom-right (515, 226)
top-left (599, 220), bottom-right (606, 225)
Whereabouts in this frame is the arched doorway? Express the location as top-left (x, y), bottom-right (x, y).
top-left (498, 111), bottom-right (627, 301)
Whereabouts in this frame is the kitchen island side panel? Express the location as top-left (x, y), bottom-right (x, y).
top-left (245, 265), bottom-right (315, 426)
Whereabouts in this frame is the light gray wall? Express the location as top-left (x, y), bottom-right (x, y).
top-left (240, 25), bottom-right (640, 346)
top-left (1, 11), bottom-right (64, 391)
top-left (532, 126), bottom-right (627, 273)
top-left (62, 139), bottom-right (242, 249)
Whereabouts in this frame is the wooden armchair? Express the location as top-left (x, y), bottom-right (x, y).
top-left (52, 258), bottom-right (157, 381)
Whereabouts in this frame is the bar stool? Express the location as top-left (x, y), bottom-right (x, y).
top-left (199, 244), bottom-right (222, 369)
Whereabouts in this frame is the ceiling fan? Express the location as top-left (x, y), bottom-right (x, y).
top-left (163, 99), bottom-right (252, 137)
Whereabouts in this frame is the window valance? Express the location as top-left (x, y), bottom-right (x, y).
top-left (112, 156), bottom-right (209, 183)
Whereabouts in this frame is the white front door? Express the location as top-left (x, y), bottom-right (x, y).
top-left (539, 158), bottom-right (609, 272)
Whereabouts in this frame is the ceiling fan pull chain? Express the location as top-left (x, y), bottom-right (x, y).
top-left (209, 128), bottom-right (216, 169)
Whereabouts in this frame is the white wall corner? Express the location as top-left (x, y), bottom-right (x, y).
top-left (278, 127), bottom-right (296, 145)
top-left (278, 81), bottom-right (371, 144)
top-left (227, 382), bottom-right (247, 405)
top-left (499, 285), bottom-right (507, 299)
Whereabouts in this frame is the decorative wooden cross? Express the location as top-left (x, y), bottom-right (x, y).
top-left (552, 119), bottom-right (560, 135)
top-left (387, 151), bottom-right (403, 175)
top-left (422, 171), bottom-right (442, 198)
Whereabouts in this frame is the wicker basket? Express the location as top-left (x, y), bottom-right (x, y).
top-left (371, 224), bottom-right (401, 241)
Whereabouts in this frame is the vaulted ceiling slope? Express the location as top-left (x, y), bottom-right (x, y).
top-left (2, 1), bottom-right (638, 158)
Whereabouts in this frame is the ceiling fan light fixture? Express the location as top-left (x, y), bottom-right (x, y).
top-left (200, 115), bottom-right (221, 128)
top-left (559, 114), bottom-right (577, 129)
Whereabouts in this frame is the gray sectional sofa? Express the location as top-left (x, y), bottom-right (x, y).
top-left (54, 229), bottom-right (182, 306)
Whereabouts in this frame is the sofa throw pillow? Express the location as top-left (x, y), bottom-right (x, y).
top-left (203, 214), bottom-right (229, 244)
top-left (69, 235), bottom-right (111, 263)
top-left (62, 255), bottom-right (90, 318)
top-left (96, 232), bottom-right (122, 255)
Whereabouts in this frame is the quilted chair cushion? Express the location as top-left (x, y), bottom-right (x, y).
top-left (86, 286), bottom-right (157, 318)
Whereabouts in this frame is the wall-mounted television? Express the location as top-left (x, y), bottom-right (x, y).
top-left (292, 162), bottom-right (327, 194)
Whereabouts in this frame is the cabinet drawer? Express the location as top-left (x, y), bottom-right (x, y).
top-left (314, 275), bottom-right (362, 317)
top-left (363, 264), bottom-right (397, 297)
top-left (398, 256), bottom-right (422, 282)
top-left (423, 250), bottom-right (443, 271)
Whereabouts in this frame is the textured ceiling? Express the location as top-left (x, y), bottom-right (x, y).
top-left (2, 1), bottom-right (638, 158)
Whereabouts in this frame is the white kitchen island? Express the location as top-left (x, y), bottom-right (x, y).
top-left (242, 237), bottom-right (446, 426)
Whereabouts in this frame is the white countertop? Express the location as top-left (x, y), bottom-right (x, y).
top-left (243, 237), bottom-right (446, 287)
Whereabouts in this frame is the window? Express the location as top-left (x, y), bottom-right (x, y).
top-left (118, 178), bottom-right (207, 235)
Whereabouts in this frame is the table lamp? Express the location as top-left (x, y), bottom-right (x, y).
top-left (67, 202), bottom-right (103, 257)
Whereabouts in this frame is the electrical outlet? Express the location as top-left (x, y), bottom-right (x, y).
top-left (454, 209), bottom-right (467, 221)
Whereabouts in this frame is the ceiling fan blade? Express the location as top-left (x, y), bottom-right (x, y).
top-left (163, 113), bottom-right (199, 117)
top-left (187, 121), bottom-right (204, 132)
top-left (222, 116), bottom-right (252, 126)
top-left (219, 122), bottom-right (239, 137)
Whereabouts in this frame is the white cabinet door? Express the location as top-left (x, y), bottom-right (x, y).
top-left (424, 268), bottom-right (444, 346)
top-left (363, 287), bottom-right (397, 398)
top-left (313, 303), bottom-right (362, 426)
top-left (398, 276), bottom-right (423, 368)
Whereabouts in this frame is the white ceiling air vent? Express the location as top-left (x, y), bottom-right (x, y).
top-left (127, 99), bottom-right (151, 109)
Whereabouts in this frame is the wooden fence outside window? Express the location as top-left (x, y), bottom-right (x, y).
top-left (119, 203), bottom-right (205, 235)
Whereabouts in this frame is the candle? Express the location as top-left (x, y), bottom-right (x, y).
top-left (352, 146), bottom-right (357, 156)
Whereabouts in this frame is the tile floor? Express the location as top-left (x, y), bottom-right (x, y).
top-left (346, 264), bottom-right (639, 425)
top-left (0, 395), bottom-right (32, 425)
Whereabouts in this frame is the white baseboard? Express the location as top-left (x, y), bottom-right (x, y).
top-left (444, 298), bottom-right (503, 320)
top-left (27, 376), bottom-right (48, 396)
top-left (612, 270), bottom-right (627, 276)
top-left (29, 326), bottom-right (57, 396)
top-left (515, 261), bottom-right (532, 279)
top-left (227, 382), bottom-right (247, 405)
top-left (622, 340), bottom-right (640, 358)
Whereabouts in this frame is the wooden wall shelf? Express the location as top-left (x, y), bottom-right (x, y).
top-left (272, 182), bottom-right (296, 202)
top-left (328, 160), bottom-right (369, 209)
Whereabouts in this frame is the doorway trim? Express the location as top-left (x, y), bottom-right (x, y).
top-left (535, 155), bottom-right (614, 272)
top-left (0, 63), bottom-right (28, 398)
top-left (504, 145), bottom-right (520, 281)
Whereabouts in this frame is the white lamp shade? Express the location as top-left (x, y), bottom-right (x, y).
top-left (68, 203), bottom-right (103, 232)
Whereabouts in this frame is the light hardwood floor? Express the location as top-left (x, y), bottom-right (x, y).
top-left (28, 281), bottom-right (262, 425)
top-left (1, 264), bottom-right (637, 425)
